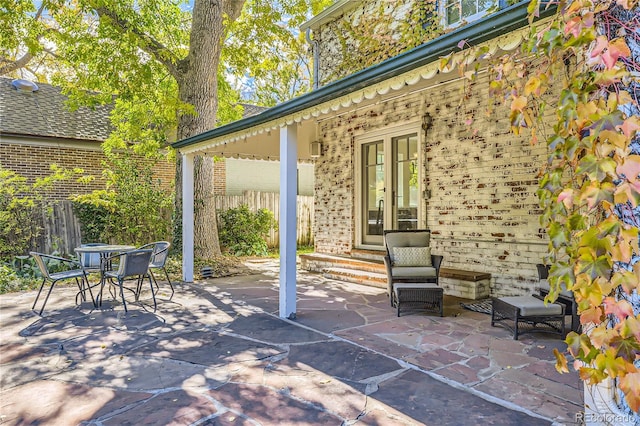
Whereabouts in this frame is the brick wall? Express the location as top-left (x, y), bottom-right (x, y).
top-left (213, 158), bottom-right (226, 195)
top-left (314, 73), bottom-right (548, 296)
top-left (0, 140), bottom-right (175, 201)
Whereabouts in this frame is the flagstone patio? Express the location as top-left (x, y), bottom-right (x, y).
top-left (0, 259), bottom-right (582, 425)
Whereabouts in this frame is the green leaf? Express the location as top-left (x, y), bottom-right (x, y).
top-left (577, 155), bottom-right (617, 181)
top-left (580, 181), bottom-right (615, 210)
top-left (578, 253), bottom-right (611, 281)
top-left (549, 221), bottom-right (569, 248)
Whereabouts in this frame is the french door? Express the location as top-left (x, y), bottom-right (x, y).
top-left (358, 126), bottom-right (420, 247)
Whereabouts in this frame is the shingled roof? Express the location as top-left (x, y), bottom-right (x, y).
top-left (0, 77), bottom-right (112, 142)
top-left (239, 103), bottom-right (268, 118)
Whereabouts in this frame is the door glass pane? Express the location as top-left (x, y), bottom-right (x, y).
top-left (393, 134), bottom-right (418, 231)
top-left (363, 142), bottom-right (384, 241)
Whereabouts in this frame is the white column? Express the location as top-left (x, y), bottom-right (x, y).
top-left (182, 153), bottom-right (195, 282)
top-left (279, 125), bottom-right (298, 319)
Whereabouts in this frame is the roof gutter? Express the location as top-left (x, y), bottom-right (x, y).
top-left (173, 1), bottom-right (554, 150)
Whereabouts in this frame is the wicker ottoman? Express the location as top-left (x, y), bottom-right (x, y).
top-left (491, 295), bottom-right (565, 340)
top-left (393, 283), bottom-right (443, 317)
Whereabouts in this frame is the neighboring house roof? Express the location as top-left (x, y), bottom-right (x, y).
top-left (0, 77), bottom-right (112, 142)
top-left (173, 1), bottom-right (554, 150)
top-left (240, 103), bottom-right (269, 118)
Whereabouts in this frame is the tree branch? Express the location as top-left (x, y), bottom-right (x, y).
top-left (94, 5), bottom-right (181, 79)
top-left (0, 52), bottom-right (34, 76)
top-left (223, 0), bottom-right (245, 22)
top-left (0, 2), bottom-right (48, 76)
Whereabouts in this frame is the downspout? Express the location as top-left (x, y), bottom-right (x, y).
top-left (305, 28), bottom-right (319, 90)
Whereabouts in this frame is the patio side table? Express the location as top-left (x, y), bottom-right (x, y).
top-left (393, 283), bottom-right (443, 317)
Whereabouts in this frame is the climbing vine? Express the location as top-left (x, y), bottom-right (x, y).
top-left (322, 0), bottom-right (442, 84)
top-left (440, 0), bottom-right (640, 413)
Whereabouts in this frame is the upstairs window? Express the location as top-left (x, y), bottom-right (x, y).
top-left (444, 0), bottom-right (496, 27)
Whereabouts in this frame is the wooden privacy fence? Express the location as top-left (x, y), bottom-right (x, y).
top-left (34, 192), bottom-right (314, 255)
top-left (36, 201), bottom-right (82, 255)
top-left (214, 191), bottom-right (314, 247)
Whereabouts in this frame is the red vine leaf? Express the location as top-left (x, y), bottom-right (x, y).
top-left (558, 188), bottom-right (575, 209)
top-left (564, 16), bottom-right (583, 38)
top-left (603, 297), bottom-right (634, 321)
top-left (581, 306), bottom-right (604, 325)
top-left (616, 155), bottom-right (640, 182)
top-left (620, 117), bottom-right (640, 139)
top-left (602, 38), bottom-right (632, 69)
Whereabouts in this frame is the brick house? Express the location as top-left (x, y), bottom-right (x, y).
top-left (0, 77), bottom-right (114, 199)
top-left (0, 77), bottom-right (175, 252)
top-left (174, 1), bottom-right (556, 315)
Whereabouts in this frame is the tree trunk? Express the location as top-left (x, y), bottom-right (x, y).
top-left (175, 0), bottom-right (244, 259)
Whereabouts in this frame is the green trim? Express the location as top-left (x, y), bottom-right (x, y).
top-left (173, 1), bottom-right (553, 149)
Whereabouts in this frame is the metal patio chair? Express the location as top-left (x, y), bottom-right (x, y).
top-left (99, 249), bottom-right (155, 312)
top-left (78, 242), bottom-right (109, 274)
top-left (30, 252), bottom-right (94, 315)
top-left (137, 241), bottom-right (173, 298)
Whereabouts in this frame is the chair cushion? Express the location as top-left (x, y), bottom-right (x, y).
top-left (385, 231), bottom-right (430, 252)
top-left (539, 279), bottom-right (573, 299)
top-left (392, 246), bottom-right (432, 266)
top-left (499, 296), bottom-right (563, 316)
top-left (391, 266), bottom-right (437, 279)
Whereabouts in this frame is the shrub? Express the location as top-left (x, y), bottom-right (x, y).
top-left (0, 165), bottom-right (86, 261)
top-left (72, 152), bottom-right (173, 245)
top-left (0, 168), bottom-right (40, 261)
top-left (218, 205), bottom-right (275, 256)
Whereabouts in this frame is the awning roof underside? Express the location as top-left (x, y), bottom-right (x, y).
top-left (174, 2), bottom-right (551, 161)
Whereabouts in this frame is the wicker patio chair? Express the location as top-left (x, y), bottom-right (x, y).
top-left (536, 264), bottom-right (580, 332)
top-left (383, 230), bottom-right (444, 316)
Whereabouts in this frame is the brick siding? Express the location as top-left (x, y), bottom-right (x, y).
top-left (0, 141), bottom-right (175, 201)
top-left (213, 159), bottom-right (226, 195)
top-left (314, 73), bottom-right (548, 296)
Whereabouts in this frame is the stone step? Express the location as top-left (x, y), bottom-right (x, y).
top-left (300, 253), bottom-right (386, 274)
top-left (350, 249), bottom-right (386, 262)
top-left (322, 267), bottom-right (387, 289)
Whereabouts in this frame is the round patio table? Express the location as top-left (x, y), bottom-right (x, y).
top-left (74, 244), bottom-right (136, 304)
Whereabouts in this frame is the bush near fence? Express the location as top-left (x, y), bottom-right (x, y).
top-left (214, 191), bottom-right (314, 247)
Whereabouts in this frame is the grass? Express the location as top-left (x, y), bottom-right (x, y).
top-left (267, 245), bottom-right (314, 258)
